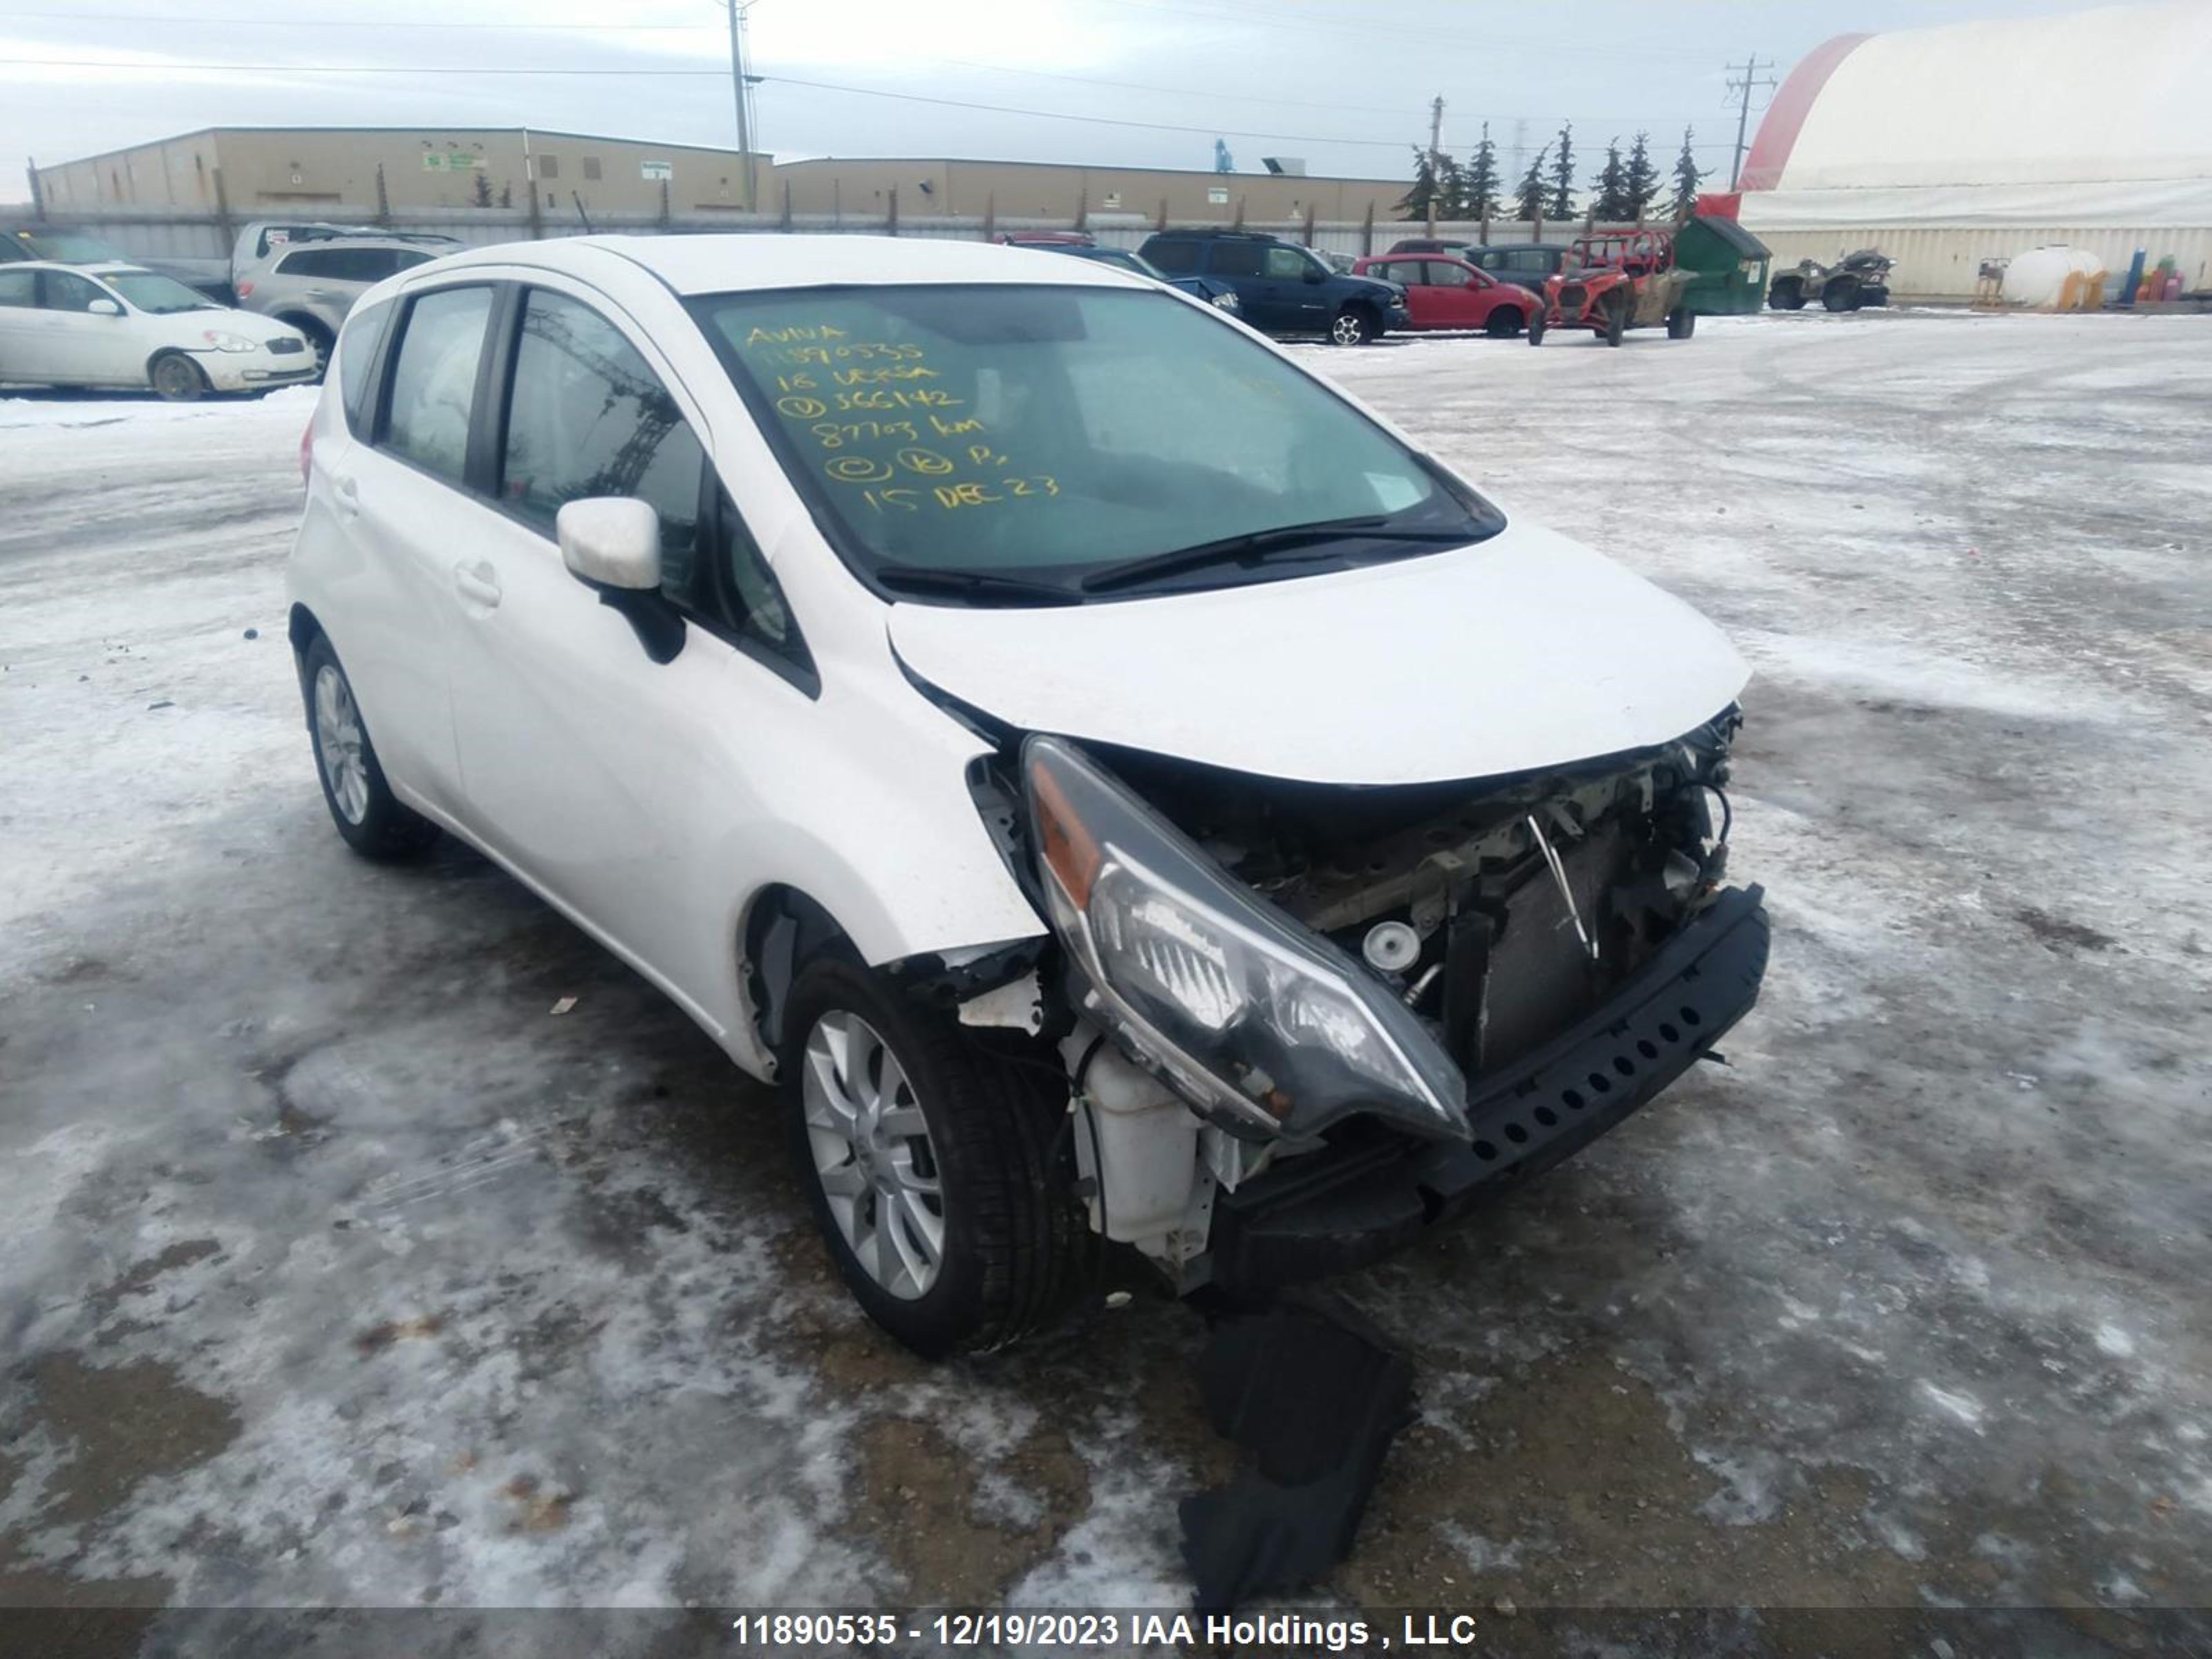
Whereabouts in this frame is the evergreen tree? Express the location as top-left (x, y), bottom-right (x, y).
top-left (1434, 151), bottom-right (1468, 219)
top-left (1513, 147), bottom-right (1550, 223)
top-left (1625, 131), bottom-right (1661, 221)
top-left (1669, 126), bottom-right (1703, 219)
top-left (1546, 122), bottom-right (1577, 221)
top-left (1398, 144), bottom-right (1443, 223)
top-left (1593, 137), bottom-right (1628, 222)
top-left (470, 169), bottom-right (493, 209)
top-left (1461, 121), bottom-right (1501, 222)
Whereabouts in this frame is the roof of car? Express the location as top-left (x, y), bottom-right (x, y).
top-left (1, 260), bottom-right (151, 276)
top-left (429, 234), bottom-right (1152, 297)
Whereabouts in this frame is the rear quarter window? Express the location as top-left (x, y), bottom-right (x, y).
top-left (1143, 241), bottom-right (1198, 274)
top-left (338, 297), bottom-right (395, 438)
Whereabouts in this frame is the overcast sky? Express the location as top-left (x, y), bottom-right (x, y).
top-left (3, 0), bottom-right (2097, 205)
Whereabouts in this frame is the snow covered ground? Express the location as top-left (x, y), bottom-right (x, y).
top-left (3, 312), bottom-right (2210, 1648)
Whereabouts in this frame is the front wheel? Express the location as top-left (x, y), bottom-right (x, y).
top-left (1600, 293), bottom-right (1628, 346)
top-left (301, 634), bottom-right (438, 860)
top-left (1768, 279), bottom-right (1806, 311)
top-left (1526, 310), bottom-right (1548, 346)
top-left (1328, 307), bottom-right (1378, 346)
top-left (149, 353), bottom-right (208, 402)
top-left (782, 958), bottom-right (1084, 1356)
top-left (1667, 306), bottom-right (1697, 339)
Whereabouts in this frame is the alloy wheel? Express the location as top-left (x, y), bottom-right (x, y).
top-left (802, 1009), bottom-right (946, 1300)
top-left (312, 664), bottom-right (371, 825)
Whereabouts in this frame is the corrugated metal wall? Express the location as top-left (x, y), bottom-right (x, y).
top-left (1753, 225), bottom-right (2212, 299)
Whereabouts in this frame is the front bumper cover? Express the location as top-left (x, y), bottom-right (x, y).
top-left (1202, 884), bottom-right (1770, 1299)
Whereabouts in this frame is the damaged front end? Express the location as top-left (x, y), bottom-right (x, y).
top-left (965, 713), bottom-right (1769, 1298)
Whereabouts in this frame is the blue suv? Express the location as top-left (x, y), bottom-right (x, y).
top-left (1138, 229), bottom-right (1407, 344)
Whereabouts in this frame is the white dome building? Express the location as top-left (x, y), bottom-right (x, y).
top-left (1737, 1), bottom-right (2212, 299)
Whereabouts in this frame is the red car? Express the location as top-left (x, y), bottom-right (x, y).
top-left (1351, 253), bottom-right (1544, 339)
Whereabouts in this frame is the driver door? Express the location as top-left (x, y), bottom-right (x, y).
top-left (1261, 244), bottom-right (1331, 329)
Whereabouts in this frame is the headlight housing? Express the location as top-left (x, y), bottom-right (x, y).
top-left (198, 330), bottom-right (259, 353)
top-left (1024, 735), bottom-right (1468, 1143)
top-left (1211, 289), bottom-right (1241, 312)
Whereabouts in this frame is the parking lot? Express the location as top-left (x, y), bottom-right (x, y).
top-left (3, 309), bottom-right (2210, 1641)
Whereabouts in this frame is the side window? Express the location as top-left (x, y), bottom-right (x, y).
top-left (498, 288), bottom-right (704, 599)
top-left (339, 296), bottom-right (395, 438)
top-left (1263, 246), bottom-right (1309, 279)
top-left (0, 270), bottom-right (34, 307)
top-left (393, 250), bottom-right (433, 272)
top-left (278, 248), bottom-right (330, 278)
top-left (1425, 261), bottom-right (1469, 287)
top-left (382, 285), bottom-right (494, 484)
top-left (41, 272), bottom-right (105, 312)
top-left (1144, 241), bottom-right (1197, 274)
top-left (1210, 243), bottom-right (1264, 278)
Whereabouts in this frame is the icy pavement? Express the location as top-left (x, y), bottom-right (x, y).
top-left (3, 313), bottom-right (2211, 1640)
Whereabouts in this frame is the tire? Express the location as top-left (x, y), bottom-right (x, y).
top-left (149, 352), bottom-right (208, 402)
top-left (1526, 310), bottom-right (1547, 346)
top-left (1328, 307), bottom-right (1378, 346)
top-left (1768, 279), bottom-right (1806, 312)
top-left (299, 633), bottom-right (439, 860)
top-left (782, 958), bottom-right (1084, 1356)
top-left (289, 318), bottom-right (334, 382)
top-left (1484, 307), bottom-right (1521, 339)
top-left (1667, 306), bottom-right (1697, 339)
top-left (1600, 292), bottom-right (1628, 346)
top-left (1822, 278), bottom-right (1861, 312)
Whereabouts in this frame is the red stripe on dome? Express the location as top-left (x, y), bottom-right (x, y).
top-left (1739, 32), bottom-right (1873, 191)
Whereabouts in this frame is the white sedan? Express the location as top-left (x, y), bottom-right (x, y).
top-left (0, 261), bottom-right (318, 400)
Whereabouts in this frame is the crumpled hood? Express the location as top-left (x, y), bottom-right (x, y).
top-left (888, 517), bottom-right (1750, 786)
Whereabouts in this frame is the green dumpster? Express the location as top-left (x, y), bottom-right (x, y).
top-left (1674, 215), bottom-right (1772, 317)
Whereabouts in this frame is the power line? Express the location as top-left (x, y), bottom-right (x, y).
top-left (1098, 0), bottom-right (1714, 64)
top-left (0, 8), bottom-right (720, 26)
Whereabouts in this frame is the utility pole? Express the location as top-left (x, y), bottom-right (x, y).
top-left (725, 0), bottom-right (757, 214)
top-left (1723, 55), bottom-right (1777, 189)
top-left (1425, 94), bottom-right (1444, 235)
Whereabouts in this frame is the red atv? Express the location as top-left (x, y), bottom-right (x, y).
top-left (1535, 229), bottom-right (1697, 346)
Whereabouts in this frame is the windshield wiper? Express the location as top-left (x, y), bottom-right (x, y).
top-left (874, 563), bottom-right (1082, 606)
top-left (1078, 516), bottom-right (1473, 594)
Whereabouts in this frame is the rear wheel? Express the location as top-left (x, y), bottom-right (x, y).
top-left (1667, 305), bottom-right (1697, 339)
top-left (149, 353), bottom-right (208, 402)
top-left (1484, 307), bottom-right (1521, 339)
top-left (782, 957), bottom-right (1084, 1356)
top-left (1329, 306), bottom-right (1378, 346)
top-left (290, 319), bottom-right (334, 381)
top-left (1822, 277), bottom-right (1862, 312)
top-left (301, 634), bottom-right (439, 860)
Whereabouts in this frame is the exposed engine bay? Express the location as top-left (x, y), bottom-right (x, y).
top-left (1093, 708), bottom-right (1740, 1078)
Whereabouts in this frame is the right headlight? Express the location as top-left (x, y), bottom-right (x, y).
top-left (1210, 289), bottom-right (1241, 312)
top-left (1024, 735), bottom-right (1468, 1143)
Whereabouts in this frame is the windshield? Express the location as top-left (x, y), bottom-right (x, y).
top-left (107, 272), bottom-right (218, 314)
top-left (14, 229), bottom-right (129, 263)
top-left (694, 284), bottom-right (1494, 601)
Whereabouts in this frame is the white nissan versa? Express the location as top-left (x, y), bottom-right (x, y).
top-left (288, 235), bottom-right (1770, 1354)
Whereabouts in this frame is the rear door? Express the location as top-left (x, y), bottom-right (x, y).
top-left (322, 281), bottom-right (500, 812)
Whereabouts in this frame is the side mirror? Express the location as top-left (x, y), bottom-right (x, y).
top-left (557, 497), bottom-right (684, 663)
top-left (559, 496), bottom-right (660, 590)
top-left (88, 298), bottom-right (123, 317)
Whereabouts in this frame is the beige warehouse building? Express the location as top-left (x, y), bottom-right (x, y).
top-left (32, 127), bottom-right (1408, 227)
top-left (32, 127), bottom-right (769, 216)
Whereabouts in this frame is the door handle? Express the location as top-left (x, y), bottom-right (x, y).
top-left (452, 561), bottom-right (502, 609)
top-left (332, 473), bottom-right (359, 516)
